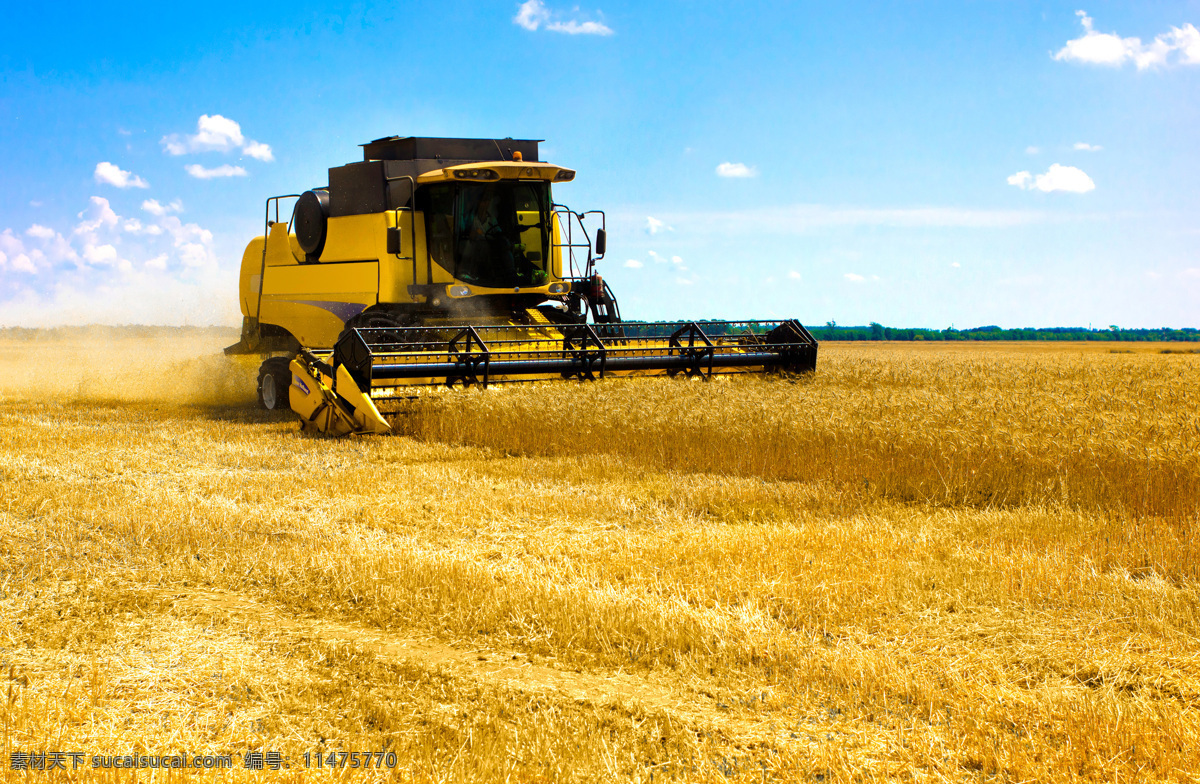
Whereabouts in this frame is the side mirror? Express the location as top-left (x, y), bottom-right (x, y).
top-left (386, 227), bottom-right (402, 255)
top-left (594, 228), bottom-right (606, 257)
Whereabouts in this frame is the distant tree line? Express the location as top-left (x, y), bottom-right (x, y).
top-left (600, 321), bottom-right (1200, 342)
top-left (809, 322), bottom-right (1200, 342)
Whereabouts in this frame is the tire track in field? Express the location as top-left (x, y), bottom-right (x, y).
top-left (160, 587), bottom-right (814, 751)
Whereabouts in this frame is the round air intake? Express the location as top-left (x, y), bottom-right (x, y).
top-left (293, 189), bottom-right (330, 259)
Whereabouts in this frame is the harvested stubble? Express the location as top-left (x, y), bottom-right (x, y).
top-left (0, 332), bottom-right (1198, 782)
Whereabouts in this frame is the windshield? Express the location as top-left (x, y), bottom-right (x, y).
top-left (420, 181), bottom-right (551, 288)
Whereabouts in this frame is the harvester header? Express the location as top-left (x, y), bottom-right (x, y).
top-left (226, 135), bottom-right (818, 435)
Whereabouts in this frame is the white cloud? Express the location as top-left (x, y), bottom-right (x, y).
top-left (844, 273), bottom-right (865, 282)
top-left (548, 20), bottom-right (612, 34)
top-left (74, 196), bottom-right (121, 241)
top-left (951, 262), bottom-right (961, 268)
top-left (160, 216), bottom-right (214, 249)
top-left (26, 224), bottom-right (55, 240)
top-left (13, 256), bottom-right (37, 274)
top-left (670, 255), bottom-right (684, 266)
top-left (787, 270), bottom-right (802, 280)
top-left (4, 253), bottom-right (37, 274)
top-left (624, 259), bottom-right (643, 269)
top-left (178, 243), bottom-right (210, 267)
top-left (94, 162), bottom-right (149, 189)
top-left (1007, 171), bottom-right (1033, 189)
top-left (1054, 11), bottom-right (1200, 69)
top-left (185, 164), bottom-right (248, 180)
top-left (242, 140), bottom-right (275, 162)
top-left (1025, 146), bottom-right (1041, 155)
top-left (121, 218), bottom-right (162, 236)
top-left (647, 250), bottom-right (666, 264)
top-left (645, 216), bottom-right (671, 234)
top-left (0, 230), bottom-right (24, 257)
top-left (162, 114), bottom-right (273, 161)
top-left (1074, 142), bottom-right (1103, 151)
top-left (1008, 163), bottom-right (1095, 193)
top-left (514, 1), bottom-right (613, 35)
top-left (164, 114), bottom-right (242, 154)
top-left (82, 243), bottom-right (121, 267)
top-left (716, 162), bottom-right (757, 178)
top-left (1175, 24), bottom-right (1200, 64)
top-left (142, 199), bottom-right (182, 216)
top-left (514, 0), bottom-right (545, 29)
top-left (0, 233), bottom-right (41, 275)
top-left (0, 195), bottom-right (236, 327)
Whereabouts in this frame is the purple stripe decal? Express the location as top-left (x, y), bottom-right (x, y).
top-left (286, 300), bottom-right (369, 322)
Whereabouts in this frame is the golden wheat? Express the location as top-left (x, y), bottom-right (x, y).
top-left (0, 331), bottom-right (1197, 782)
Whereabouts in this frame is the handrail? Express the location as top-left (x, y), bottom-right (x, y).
top-left (551, 205), bottom-right (605, 278)
top-left (382, 173), bottom-right (421, 291)
top-left (255, 194), bottom-right (301, 340)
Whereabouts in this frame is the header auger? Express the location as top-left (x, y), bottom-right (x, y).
top-left (225, 136), bottom-right (818, 435)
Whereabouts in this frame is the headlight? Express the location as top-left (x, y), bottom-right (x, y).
top-left (452, 169), bottom-right (499, 180)
top-left (547, 282), bottom-right (569, 294)
top-left (554, 169), bottom-right (576, 182)
top-left (447, 285), bottom-right (472, 298)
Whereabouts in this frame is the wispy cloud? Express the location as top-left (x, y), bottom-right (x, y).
top-left (645, 216), bottom-right (672, 235)
top-left (624, 259), bottom-right (643, 269)
top-left (514, 1), bottom-right (613, 35)
top-left (844, 273), bottom-right (865, 282)
top-left (716, 162), bottom-right (757, 178)
top-left (615, 204), bottom-right (1065, 236)
top-left (94, 162), bottom-right (148, 189)
top-left (1007, 164), bottom-right (1095, 193)
top-left (242, 140), bottom-right (275, 162)
top-left (1054, 11), bottom-right (1200, 69)
top-left (162, 114), bottom-right (274, 161)
top-left (0, 194), bottom-right (234, 326)
top-left (141, 199), bottom-right (183, 216)
top-left (1074, 142), bottom-right (1103, 151)
top-left (185, 164), bottom-right (248, 180)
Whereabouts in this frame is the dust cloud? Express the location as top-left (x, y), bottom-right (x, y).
top-left (0, 326), bottom-right (259, 407)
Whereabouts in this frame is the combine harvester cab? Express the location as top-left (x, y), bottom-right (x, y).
top-left (225, 136), bottom-right (818, 435)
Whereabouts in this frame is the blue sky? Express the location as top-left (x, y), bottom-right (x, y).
top-left (1, 1), bottom-right (1197, 328)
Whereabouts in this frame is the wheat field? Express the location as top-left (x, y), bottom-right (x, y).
top-left (0, 329), bottom-right (1197, 782)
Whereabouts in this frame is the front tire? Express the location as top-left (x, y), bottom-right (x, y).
top-left (257, 357), bottom-right (293, 411)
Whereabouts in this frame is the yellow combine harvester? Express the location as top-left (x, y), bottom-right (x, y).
top-left (225, 136), bottom-right (818, 435)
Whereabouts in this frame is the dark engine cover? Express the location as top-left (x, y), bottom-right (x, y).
top-left (293, 189), bottom-right (330, 259)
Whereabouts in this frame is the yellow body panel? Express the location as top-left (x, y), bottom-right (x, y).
top-left (381, 209), bottom-right (424, 303)
top-left (259, 262), bottom-right (379, 348)
top-left (237, 177), bottom-right (568, 350)
top-left (321, 214), bottom-right (386, 262)
top-left (551, 213), bottom-right (562, 279)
